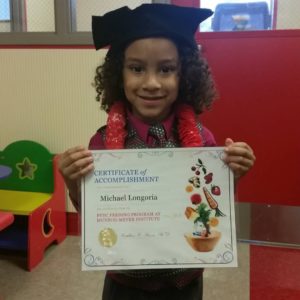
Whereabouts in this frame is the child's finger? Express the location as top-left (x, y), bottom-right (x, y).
top-left (65, 162), bottom-right (94, 180)
top-left (60, 146), bottom-right (92, 167)
top-left (63, 156), bottom-right (94, 179)
top-left (227, 161), bottom-right (251, 179)
top-left (58, 146), bottom-right (93, 180)
top-left (226, 154), bottom-right (254, 169)
top-left (225, 137), bottom-right (234, 146)
top-left (224, 142), bottom-right (255, 160)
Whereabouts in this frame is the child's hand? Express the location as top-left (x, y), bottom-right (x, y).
top-left (223, 138), bottom-right (256, 180)
top-left (58, 145), bottom-right (94, 181)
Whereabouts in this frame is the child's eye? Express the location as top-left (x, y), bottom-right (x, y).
top-left (128, 65), bottom-right (144, 73)
top-left (159, 65), bottom-right (177, 74)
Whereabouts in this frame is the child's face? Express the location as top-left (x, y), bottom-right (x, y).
top-left (123, 38), bottom-right (180, 123)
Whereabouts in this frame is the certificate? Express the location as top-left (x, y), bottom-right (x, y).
top-left (81, 147), bottom-right (237, 270)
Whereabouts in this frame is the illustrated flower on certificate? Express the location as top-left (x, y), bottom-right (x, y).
top-left (184, 158), bottom-right (225, 252)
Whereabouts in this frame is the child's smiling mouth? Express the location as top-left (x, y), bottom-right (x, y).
top-left (138, 95), bottom-right (165, 101)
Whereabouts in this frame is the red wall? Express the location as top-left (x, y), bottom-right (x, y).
top-left (2, 28), bottom-right (299, 207)
top-left (198, 31), bottom-right (300, 206)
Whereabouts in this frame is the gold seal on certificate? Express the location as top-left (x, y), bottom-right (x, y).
top-left (82, 148), bottom-right (237, 271)
top-left (99, 228), bottom-right (118, 248)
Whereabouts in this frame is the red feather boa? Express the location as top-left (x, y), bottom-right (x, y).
top-left (105, 102), bottom-right (202, 149)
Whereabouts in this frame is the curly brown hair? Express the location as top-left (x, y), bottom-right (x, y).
top-left (94, 40), bottom-right (217, 114)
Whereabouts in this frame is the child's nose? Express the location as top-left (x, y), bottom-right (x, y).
top-left (142, 73), bottom-right (161, 90)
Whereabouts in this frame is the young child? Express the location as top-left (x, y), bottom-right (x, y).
top-left (59, 4), bottom-right (256, 300)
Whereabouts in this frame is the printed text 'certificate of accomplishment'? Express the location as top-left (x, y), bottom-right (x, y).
top-left (82, 148), bottom-right (237, 271)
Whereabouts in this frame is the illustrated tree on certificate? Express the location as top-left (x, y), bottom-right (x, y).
top-left (184, 158), bottom-right (225, 252)
top-left (194, 203), bottom-right (211, 237)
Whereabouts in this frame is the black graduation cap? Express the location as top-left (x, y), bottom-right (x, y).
top-left (92, 4), bottom-right (213, 50)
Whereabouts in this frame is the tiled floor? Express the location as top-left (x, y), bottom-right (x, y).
top-left (0, 237), bottom-right (249, 300)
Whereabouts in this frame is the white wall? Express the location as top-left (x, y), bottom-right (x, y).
top-left (0, 49), bottom-right (107, 211)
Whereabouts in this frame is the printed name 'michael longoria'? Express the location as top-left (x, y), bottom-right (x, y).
top-left (100, 194), bottom-right (158, 202)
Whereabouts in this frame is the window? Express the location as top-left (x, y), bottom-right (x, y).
top-left (200, 0), bottom-right (274, 32)
top-left (199, 0), bottom-right (300, 32)
top-left (0, 0), bottom-right (299, 46)
top-left (70, 0), bottom-right (153, 32)
top-left (0, 0), bottom-right (10, 32)
top-left (0, 0), bottom-right (55, 33)
top-left (25, 0), bottom-right (55, 32)
top-left (0, 0), bottom-right (163, 45)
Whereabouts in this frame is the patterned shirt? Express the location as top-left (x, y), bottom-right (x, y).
top-left (87, 110), bottom-right (217, 291)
